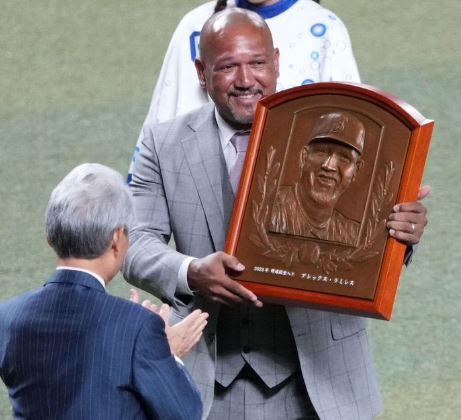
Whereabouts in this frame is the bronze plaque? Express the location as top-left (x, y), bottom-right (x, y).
top-left (225, 82), bottom-right (434, 320)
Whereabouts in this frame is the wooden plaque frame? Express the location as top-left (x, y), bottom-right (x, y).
top-left (225, 83), bottom-right (434, 320)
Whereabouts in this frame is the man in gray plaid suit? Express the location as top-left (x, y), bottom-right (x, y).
top-left (123, 8), bottom-right (429, 420)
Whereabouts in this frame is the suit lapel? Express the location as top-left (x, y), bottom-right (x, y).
top-left (181, 106), bottom-right (234, 251)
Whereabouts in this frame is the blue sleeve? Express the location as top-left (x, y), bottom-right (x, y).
top-left (132, 314), bottom-right (202, 420)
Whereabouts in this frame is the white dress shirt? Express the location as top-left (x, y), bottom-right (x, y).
top-left (56, 266), bottom-right (106, 289)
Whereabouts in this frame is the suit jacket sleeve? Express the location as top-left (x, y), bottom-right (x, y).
top-left (132, 314), bottom-right (202, 420)
top-left (123, 123), bottom-right (189, 304)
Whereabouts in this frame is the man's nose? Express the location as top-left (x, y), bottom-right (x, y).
top-left (234, 65), bottom-right (255, 88)
top-left (321, 154), bottom-right (338, 171)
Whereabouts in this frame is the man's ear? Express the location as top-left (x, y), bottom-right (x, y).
top-left (299, 146), bottom-right (308, 171)
top-left (352, 158), bottom-right (364, 182)
top-left (273, 48), bottom-right (280, 79)
top-left (111, 227), bottom-right (126, 255)
top-left (195, 59), bottom-right (207, 90)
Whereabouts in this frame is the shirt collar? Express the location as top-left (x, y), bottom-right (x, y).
top-left (215, 108), bottom-right (239, 151)
top-left (56, 266), bottom-right (106, 289)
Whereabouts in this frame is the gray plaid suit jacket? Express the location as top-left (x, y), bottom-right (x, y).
top-left (123, 103), bottom-right (384, 420)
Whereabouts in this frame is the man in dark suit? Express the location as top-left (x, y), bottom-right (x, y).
top-left (123, 9), bottom-right (429, 420)
top-left (0, 163), bottom-right (203, 419)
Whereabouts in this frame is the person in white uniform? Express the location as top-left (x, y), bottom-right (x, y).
top-left (144, 0), bottom-right (360, 125)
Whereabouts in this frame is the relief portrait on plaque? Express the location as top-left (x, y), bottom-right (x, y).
top-left (225, 83), bottom-right (434, 319)
top-left (269, 111), bottom-right (366, 247)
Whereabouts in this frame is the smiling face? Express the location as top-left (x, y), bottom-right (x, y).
top-left (195, 10), bottom-right (279, 130)
top-left (300, 140), bottom-right (362, 206)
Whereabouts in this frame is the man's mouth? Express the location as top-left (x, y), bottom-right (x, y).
top-left (316, 174), bottom-right (338, 187)
top-left (230, 90), bottom-right (263, 102)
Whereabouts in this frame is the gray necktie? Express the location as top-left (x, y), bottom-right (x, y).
top-left (229, 132), bottom-right (249, 194)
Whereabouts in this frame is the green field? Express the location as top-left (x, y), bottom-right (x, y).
top-left (1, 0), bottom-right (460, 418)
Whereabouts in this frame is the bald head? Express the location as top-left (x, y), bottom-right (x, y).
top-left (199, 8), bottom-right (271, 61)
top-left (195, 8), bottom-right (279, 130)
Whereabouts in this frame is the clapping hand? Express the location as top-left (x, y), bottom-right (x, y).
top-left (129, 289), bottom-right (208, 358)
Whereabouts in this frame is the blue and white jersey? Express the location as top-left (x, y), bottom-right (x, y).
top-left (144, 0), bottom-right (360, 125)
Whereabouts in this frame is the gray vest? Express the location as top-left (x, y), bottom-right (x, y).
top-left (215, 303), bottom-right (299, 388)
top-left (215, 138), bottom-right (299, 389)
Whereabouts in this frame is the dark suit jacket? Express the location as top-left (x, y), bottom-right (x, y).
top-left (0, 269), bottom-right (202, 419)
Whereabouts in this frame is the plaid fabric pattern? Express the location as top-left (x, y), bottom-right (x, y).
top-left (124, 104), bottom-right (384, 419)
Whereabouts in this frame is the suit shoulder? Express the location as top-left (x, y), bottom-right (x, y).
top-left (143, 103), bottom-right (215, 146)
top-left (154, 102), bottom-right (214, 131)
top-left (0, 289), bottom-right (43, 333)
top-left (0, 289), bottom-right (40, 314)
top-left (103, 294), bottom-right (165, 330)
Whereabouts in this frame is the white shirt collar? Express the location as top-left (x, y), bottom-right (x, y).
top-left (214, 108), bottom-right (238, 151)
top-left (56, 266), bottom-right (106, 289)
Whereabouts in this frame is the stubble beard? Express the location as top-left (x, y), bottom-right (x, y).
top-left (227, 89), bottom-right (264, 127)
top-left (227, 103), bottom-right (256, 129)
top-left (308, 173), bottom-right (344, 206)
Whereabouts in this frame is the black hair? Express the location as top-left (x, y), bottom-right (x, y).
top-left (214, 0), bottom-right (227, 13)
